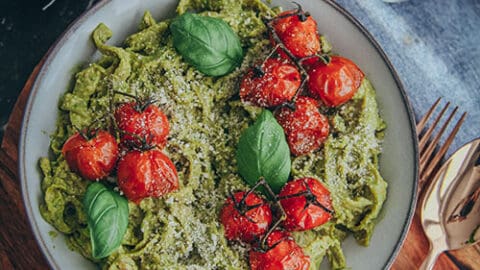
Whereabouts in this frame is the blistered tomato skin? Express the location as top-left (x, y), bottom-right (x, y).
top-left (62, 131), bottom-right (119, 181)
top-left (114, 102), bottom-right (170, 148)
top-left (117, 149), bottom-right (178, 203)
top-left (220, 191), bottom-right (272, 243)
top-left (249, 230), bottom-right (310, 270)
top-left (240, 58), bottom-right (301, 108)
top-left (279, 178), bottom-right (333, 231)
top-left (307, 56), bottom-right (364, 107)
top-left (272, 10), bottom-right (321, 59)
top-left (275, 96), bottom-right (329, 156)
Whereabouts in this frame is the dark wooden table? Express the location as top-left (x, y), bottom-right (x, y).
top-left (1, 61), bottom-right (479, 270)
top-left (0, 61), bottom-right (51, 269)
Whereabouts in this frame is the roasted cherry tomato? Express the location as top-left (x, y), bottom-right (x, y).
top-left (62, 130), bottom-right (119, 180)
top-left (275, 96), bottom-right (329, 156)
top-left (117, 149), bottom-right (178, 203)
top-left (220, 191), bottom-right (272, 243)
top-left (114, 102), bottom-right (169, 148)
top-left (279, 178), bottom-right (333, 231)
top-left (249, 230), bottom-right (310, 270)
top-left (307, 56), bottom-right (364, 107)
top-left (240, 58), bottom-right (301, 108)
top-left (272, 10), bottom-right (321, 59)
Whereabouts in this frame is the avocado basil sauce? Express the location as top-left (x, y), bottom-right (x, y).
top-left (39, 0), bottom-right (387, 269)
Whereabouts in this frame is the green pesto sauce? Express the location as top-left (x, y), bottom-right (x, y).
top-left (39, 0), bottom-right (387, 269)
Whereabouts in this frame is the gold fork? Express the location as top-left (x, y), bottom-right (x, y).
top-left (416, 97), bottom-right (467, 191)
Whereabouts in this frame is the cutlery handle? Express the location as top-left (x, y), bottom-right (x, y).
top-left (419, 243), bottom-right (442, 270)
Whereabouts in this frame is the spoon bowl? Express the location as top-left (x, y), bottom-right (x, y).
top-left (420, 138), bottom-right (480, 270)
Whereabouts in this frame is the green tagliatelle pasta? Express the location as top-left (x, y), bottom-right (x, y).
top-left (39, 0), bottom-right (387, 269)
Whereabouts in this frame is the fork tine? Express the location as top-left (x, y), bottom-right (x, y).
top-left (420, 112), bottom-right (467, 185)
top-left (416, 97), bottom-right (441, 134)
top-left (475, 243), bottom-right (480, 254)
top-left (418, 101), bottom-right (450, 153)
top-left (419, 106), bottom-right (458, 169)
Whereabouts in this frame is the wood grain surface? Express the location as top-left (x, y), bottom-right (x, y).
top-left (0, 60), bottom-right (50, 269)
top-left (1, 62), bottom-right (479, 269)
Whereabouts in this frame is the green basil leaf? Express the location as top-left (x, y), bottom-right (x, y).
top-left (236, 110), bottom-right (291, 193)
top-left (83, 182), bottom-right (129, 259)
top-left (170, 13), bottom-right (243, 76)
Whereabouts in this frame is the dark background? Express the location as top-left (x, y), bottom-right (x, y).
top-left (0, 0), bottom-right (99, 139)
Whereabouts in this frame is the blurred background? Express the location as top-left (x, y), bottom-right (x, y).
top-left (0, 0), bottom-right (479, 153)
top-left (0, 0), bottom-right (99, 139)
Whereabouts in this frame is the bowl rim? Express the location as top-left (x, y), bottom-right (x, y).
top-left (18, 1), bottom-right (110, 269)
top-left (18, 0), bottom-right (419, 269)
top-left (326, 2), bottom-right (419, 268)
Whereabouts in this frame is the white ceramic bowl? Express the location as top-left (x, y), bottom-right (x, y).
top-left (19, 0), bottom-right (418, 269)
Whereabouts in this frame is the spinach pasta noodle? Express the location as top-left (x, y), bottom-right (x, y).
top-left (39, 0), bottom-right (387, 269)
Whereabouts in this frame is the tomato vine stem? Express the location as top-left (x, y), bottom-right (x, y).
top-left (277, 179), bottom-right (334, 214)
top-left (118, 130), bottom-right (158, 151)
top-left (262, 5), bottom-right (330, 112)
top-left (113, 90), bottom-right (160, 112)
top-left (254, 178), bottom-right (287, 252)
top-left (73, 120), bottom-right (102, 141)
top-left (233, 176), bottom-right (335, 252)
top-left (263, 17), bottom-right (308, 106)
top-left (229, 179), bottom-right (269, 223)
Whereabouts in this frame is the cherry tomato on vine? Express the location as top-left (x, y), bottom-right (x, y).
top-left (307, 56), bottom-right (364, 107)
top-left (240, 58), bottom-right (301, 108)
top-left (114, 102), bottom-right (169, 148)
top-left (62, 130), bottom-right (119, 181)
top-left (220, 191), bottom-right (273, 243)
top-left (117, 149), bottom-right (178, 203)
top-left (249, 230), bottom-right (310, 270)
top-left (272, 10), bottom-right (321, 59)
top-left (275, 96), bottom-right (329, 156)
top-left (279, 178), bottom-right (333, 231)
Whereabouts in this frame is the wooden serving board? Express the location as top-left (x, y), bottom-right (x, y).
top-left (1, 61), bottom-right (479, 269)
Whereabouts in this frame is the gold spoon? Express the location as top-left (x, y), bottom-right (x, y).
top-left (420, 138), bottom-right (480, 270)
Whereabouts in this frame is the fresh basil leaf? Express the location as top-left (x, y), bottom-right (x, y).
top-left (170, 12), bottom-right (243, 76)
top-left (236, 110), bottom-right (291, 193)
top-left (83, 182), bottom-right (129, 259)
